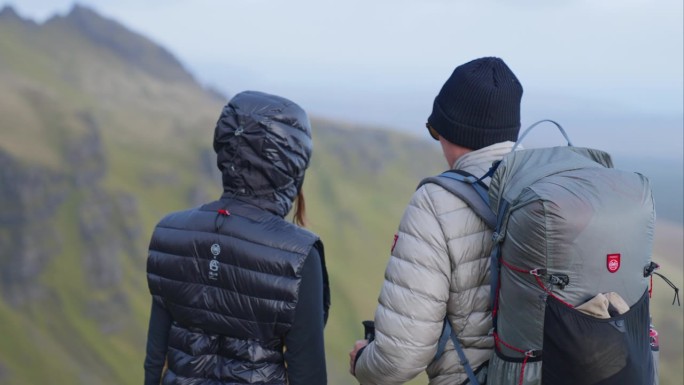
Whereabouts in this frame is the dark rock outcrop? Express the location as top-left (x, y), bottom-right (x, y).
top-left (0, 150), bottom-right (68, 306)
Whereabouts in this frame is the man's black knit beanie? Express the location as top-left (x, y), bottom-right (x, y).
top-left (428, 57), bottom-right (523, 150)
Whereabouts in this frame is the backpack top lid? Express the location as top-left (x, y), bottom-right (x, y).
top-left (488, 146), bottom-right (614, 216)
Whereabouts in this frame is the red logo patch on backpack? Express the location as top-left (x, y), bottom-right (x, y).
top-left (607, 254), bottom-right (621, 273)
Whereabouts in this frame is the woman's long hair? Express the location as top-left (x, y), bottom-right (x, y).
top-left (293, 189), bottom-right (307, 227)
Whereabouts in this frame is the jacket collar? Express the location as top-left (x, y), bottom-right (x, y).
top-left (452, 141), bottom-right (517, 178)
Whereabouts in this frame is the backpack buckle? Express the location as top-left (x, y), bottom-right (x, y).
top-left (530, 268), bottom-right (546, 276)
top-left (548, 274), bottom-right (570, 290)
top-left (643, 261), bottom-right (660, 277)
top-left (492, 232), bottom-right (505, 243)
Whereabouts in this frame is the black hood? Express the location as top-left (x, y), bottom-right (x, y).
top-left (213, 91), bottom-right (312, 217)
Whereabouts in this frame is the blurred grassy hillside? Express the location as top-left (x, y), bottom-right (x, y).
top-left (0, 5), bottom-right (222, 384)
top-left (0, 5), bottom-right (444, 384)
top-left (0, 5), bottom-right (681, 385)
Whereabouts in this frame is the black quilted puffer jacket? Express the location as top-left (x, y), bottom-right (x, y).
top-left (147, 91), bottom-right (330, 384)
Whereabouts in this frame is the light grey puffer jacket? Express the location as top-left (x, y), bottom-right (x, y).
top-left (355, 142), bottom-right (516, 385)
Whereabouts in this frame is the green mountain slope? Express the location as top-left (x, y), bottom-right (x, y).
top-left (0, 5), bottom-right (444, 384)
top-left (0, 5), bottom-right (225, 384)
top-left (0, 5), bottom-right (680, 385)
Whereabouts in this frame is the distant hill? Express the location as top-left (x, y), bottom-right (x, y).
top-left (0, 5), bottom-right (443, 384)
top-left (0, 4), bottom-right (226, 384)
top-left (0, 5), bottom-right (681, 385)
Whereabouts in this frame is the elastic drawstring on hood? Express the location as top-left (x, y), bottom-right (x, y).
top-left (213, 91), bottom-right (313, 217)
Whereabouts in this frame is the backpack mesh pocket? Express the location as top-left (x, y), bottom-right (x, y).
top-left (542, 290), bottom-right (653, 385)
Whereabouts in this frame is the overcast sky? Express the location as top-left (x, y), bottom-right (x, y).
top-left (3, 0), bottom-right (683, 158)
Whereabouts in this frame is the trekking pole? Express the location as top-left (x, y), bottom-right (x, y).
top-left (362, 320), bottom-right (375, 341)
top-left (354, 321), bottom-right (375, 385)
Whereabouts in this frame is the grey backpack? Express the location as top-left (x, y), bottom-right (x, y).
top-left (423, 120), bottom-right (677, 385)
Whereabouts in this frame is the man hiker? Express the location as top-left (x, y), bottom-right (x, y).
top-left (349, 56), bottom-right (523, 385)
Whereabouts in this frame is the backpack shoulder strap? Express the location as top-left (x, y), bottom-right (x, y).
top-left (435, 318), bottom-right (481, 385)
top-left (418, 170), bottom-right (496, 229)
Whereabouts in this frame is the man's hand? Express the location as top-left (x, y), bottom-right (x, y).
top-left (348, 339), bottom-right (369, 376)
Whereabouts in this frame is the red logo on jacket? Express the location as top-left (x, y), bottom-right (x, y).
top-left (607, 254), bottom-right (621, 273)
top-left (391, 234), bottom-right (398, 253)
